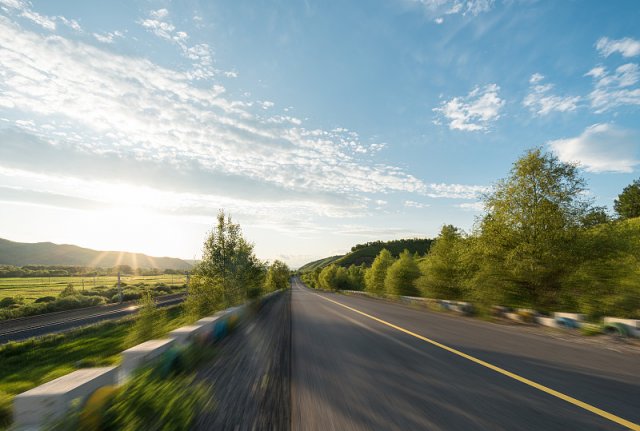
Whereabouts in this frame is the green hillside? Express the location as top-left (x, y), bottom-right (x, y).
top-left (0, 238), bottom-right (192, 270)
top-left (300, 238), bottom-right (434, 272)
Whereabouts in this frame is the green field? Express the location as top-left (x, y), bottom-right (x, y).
top-left (0, 275), bottom-right (187, 303)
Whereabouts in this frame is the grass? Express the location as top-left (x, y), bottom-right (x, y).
top-left (0, 275), bottom-right (187, 303)
top-left (0, 305), bottom-right (191, 398)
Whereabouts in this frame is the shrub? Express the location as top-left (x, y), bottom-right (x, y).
top-left (127, 292), bottom-right (165, 345)
top-left (0, 297), bottom-right (18, 308)
top-left (34, 296), bottom-right (56, 303)
top-left (59, 283), bottom-right (79, 297)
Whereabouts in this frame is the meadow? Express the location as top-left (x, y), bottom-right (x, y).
top-left (0, 274), bottom-right (187, 303)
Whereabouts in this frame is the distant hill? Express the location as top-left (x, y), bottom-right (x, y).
top-left (0, 238), bottom-right (192, 270)
top-left (299, 238), bottom-right (434, 272)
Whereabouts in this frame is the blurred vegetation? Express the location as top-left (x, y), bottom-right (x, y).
top-left (301, 149), bottom-right (640, 321)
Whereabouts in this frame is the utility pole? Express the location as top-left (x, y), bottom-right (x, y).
top-left (118, 271), bottom-right (122, 303)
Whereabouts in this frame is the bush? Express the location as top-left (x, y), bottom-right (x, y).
top-left (59, 284), bottom-right (79, 297)
top-left (0, 297), bottom-right (18, 308)
top-left (153, 284), bottom-right (172, 295)
top-left (34, 296), bottom-right (56, 303)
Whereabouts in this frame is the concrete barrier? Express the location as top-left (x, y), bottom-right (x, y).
top-left (13, 367), bottom-right (118, 430)
top-left (603, 317), bottom-right (640, 338)
top-left (536, 316), bottom-right (558, 328)
top-left (168, 324), bottom-right (208, 346)
top-left (119, 338), bottom-right (175, 382)
top-left (553, 312), bottom-right (585, 321)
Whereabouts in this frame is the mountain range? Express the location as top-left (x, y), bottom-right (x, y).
top-left (0, 238), bottom-right (192, 270)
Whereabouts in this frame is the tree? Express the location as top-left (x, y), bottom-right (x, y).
top-left (186, 211), bottom-right (263, 317)
top-left (346, 264), bottom-right (366, 291)
top-left (264, 260), bottom-right (291, 292)
top-left (415, 225), bottom-right (467, 299)
top-left (384, 250), bottom-right (420, 296)
top-left (364, 249), bottom-right (394, 295)
top-left (614, 178), bottom-right (640, 219)
top-left (474, 148), bottom-right (593, 308)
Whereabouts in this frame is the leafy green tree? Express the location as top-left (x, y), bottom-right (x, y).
top-left (384, 250), bottom-right (420, 296)
top-left (474, 148), bottom-right (593, 308)
top-left (346, 264), bottom-right (366, 290)
top-left (364, 249), bottom-right (394, 295)
top-left (186, 211), bottom-right (263, 317)
top-left (614, 178), bottom-right (640, 219)
top-left (415, 225), bottom-right (467, 299)
top-left (264, 260), bottom-right (291, 292)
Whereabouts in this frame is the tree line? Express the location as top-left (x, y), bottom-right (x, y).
top-left (302, 149), bottom-right (640, 320)
top-left (0, 265), bottom-right (187, 278)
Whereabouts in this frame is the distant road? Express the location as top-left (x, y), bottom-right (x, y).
top-left (290, 278), bottom-right (640, 430)
top-left (0, 293), bottom-right (185, 344)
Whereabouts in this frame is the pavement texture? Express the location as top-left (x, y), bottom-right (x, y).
top-left (189, 279), bottom-right (639, 430)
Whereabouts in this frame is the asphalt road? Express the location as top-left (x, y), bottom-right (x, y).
top-left (0, 293), bottom-right (185, 343)
top-left (290, 278), bottom-right (640, 431)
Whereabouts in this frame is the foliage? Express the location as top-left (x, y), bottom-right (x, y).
top-left (99, 369), bottom-right (209, 431)
top-left (472, 148), bottom-right (593, 309)
top-left (0, 391), bottom-right (10, 430)
top-left (415, 225), bottom-right (467, 299)
top-left (384, 250), bottom-right (420, 296)
top-left (186, 211), bottom-right (264, 318)
top-left (346, 264), bottom-right (366, 291)
top-left (264, 260), bottom-right (291, 293)
top-left (364, 249), bottom-right (394, 295)
top-left (614, 178), bottom-right (640, 219)
top-left (127, 291), bottom-right (166, 345)
top-left (59, 283), bottom-right (78, 297)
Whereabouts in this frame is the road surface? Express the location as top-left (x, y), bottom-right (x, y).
top-left (0, 293), bottom-right (185, 343)
top-left (290, 278), bottom-right (640, 430)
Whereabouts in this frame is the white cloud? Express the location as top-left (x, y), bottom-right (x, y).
top-left (0, 17), bottom-right (441, 210)
top-left (434, 17), bottom-right (444, 24)
top-left (456, 201), bottom-right (484, 211)
top-left (586, 63), bottom-right (640, 112)
top-left (425, 183), bottom-right (488, 199)
top-left (404, 200), bottom-right (429, 208)
top-left (20, 9), bottom-right (55, 30)
top-left (596, 37), bottom-right (640, 58)
top-left (548, 124), bottom-right (639, 173)
top-left (410, 0), bottom-right (495, 17)
top-left (58, 16), bottom-right (81, 32)
top-left (93, 31), bottom-right (124, 44)
top-left (523, 74), bottom-right (580, 116)
top-left (433, 84), bottom-right (504, 131)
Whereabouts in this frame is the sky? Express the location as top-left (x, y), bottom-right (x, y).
top-left (0, 0), bottom-right (639, 268)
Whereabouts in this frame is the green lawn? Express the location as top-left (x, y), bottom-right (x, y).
top-left (0, 305), bottom-right (190, 397)
top-left (0, 275), bottom-right (187, 303)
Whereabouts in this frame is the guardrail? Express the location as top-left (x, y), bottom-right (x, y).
top-left (12, 289), bottom-right (283, 430)
top-left (339, 290), bottom-right (639, 338)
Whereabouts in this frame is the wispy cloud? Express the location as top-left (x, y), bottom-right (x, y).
top-left (425, 183), bottom-right (488, 199)
top-left (407, 0), bottom-right (495, 20)
top-left (456, 201), bottom-right (484, 211)
top-left (596, 37), bottom-right (640, 58)
top-left (93, 30), bottom-right (124, 44)
top-left (548, 123), bottom-right (639, 173)
top-left (523, 73), bottom-right (580, 116)
top-left (586, 63), bottom-right (640, 112)
top-left (404, 200), bottom-right (429, 208)
top-left (433, 84), bottom-right (504, 131)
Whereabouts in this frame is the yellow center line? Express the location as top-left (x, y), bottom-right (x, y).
top-left (310, 290), bottom-right (640, 431)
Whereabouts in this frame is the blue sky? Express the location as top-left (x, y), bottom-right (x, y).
top-left (0, 0), bottom-right (639, 267)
